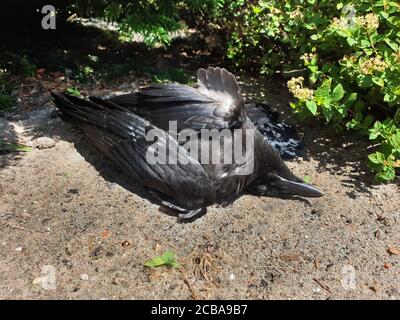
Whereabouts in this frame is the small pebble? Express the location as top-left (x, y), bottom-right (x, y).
top-left (15, 247), bottom-right (23, 252)
top-left (229, 273), bottom-right (235, 281)
top-left (387, 247), bottom-right (400, 256)
top-left (68, 188), bottom-right (79, 195)
top-left (36, 137), bottom-right (56, 149)
top-left (106, 182), bottom-right (119, 191)
top-left (33, 277), bottom-right (44, 285)
top-left (122, 241), bottom-right (130, 247)
top-left (80, 274), bottom-right (89, 281)
top-left (370, 284), bottom-right (380, 292)
top-left (383, 263), bottom-right (392, 269)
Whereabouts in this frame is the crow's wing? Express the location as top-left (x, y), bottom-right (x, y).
top-left (105, 69), bottom-right (303, 159)
top-left (244, 103), bottom-right (304, 159)
top-left (106, 67), bottom-right (243, 132)
top-left (52, 92), bottom-right (216, 210)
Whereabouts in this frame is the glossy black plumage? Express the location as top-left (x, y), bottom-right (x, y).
top-left (52, 67), bottom-right (323, 218)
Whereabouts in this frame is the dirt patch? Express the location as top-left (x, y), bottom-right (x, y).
top-left (1, 76), bottom-right (399, 300)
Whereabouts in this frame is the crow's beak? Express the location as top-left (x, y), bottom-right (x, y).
top-left (272, 174), bottom-right (324, 198)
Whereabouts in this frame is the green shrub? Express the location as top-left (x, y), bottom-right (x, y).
top-left (0, 65), bottom-right (16, 112)
top-left (0, 94), bottom-right (15, 111)
top-left (0, 53), bottom-right (36, 77)
top-left (215, 0), bottom-right (400, 181)
top-left (70, 0), bottom-right (224, 47)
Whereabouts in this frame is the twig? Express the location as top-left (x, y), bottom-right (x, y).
top-left (180, 268), bottom-right (198, 300)
top-left (313, 278), bottom-right (332, 294)
top-left (277, 68), bottom-right (307, 76)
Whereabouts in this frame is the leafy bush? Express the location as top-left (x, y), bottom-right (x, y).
top-left (0, 53), bottom-right (36, 77)
top-left (0, 64), bottom-right (17, 112)
top-left (70, 0), bottom-right (224, 46)
top-left (0, 94), bottom-right (15, 111)
top-left (213, 0), bottom-right (400, 181)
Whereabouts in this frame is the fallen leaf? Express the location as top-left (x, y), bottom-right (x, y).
top-left (281, 254), bottom-right (300, 262)
top-left (101, 230), bottom-right (111, 240)
top-left (314, 257), bottom-right (320, 269)
top-left (144, 250), bottom-right (180, 269)
top-left (36, 68), bottom-right (46, 75)
top-left (369, 283), bottom-right (380, 292)
top-left (387, 247), bottom-right (400, 256)
top-left (383, 263), bottom-right (392, 269)
top-left (49, 71), bottom-right (64, 78)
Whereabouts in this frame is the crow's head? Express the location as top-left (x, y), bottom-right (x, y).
top-left (249, 171), bottom-right (323, 198)
top-left (250, 146), bottom-right (324, 198)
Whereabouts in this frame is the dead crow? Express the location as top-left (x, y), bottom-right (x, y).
top-left (52, 67), bottom-right (323, 219)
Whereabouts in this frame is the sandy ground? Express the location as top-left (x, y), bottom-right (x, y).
top-left (0, 79), bottom-right (399, 300)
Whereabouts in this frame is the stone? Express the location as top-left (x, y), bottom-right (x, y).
top-left (36, 137), bottom-right (56, 149)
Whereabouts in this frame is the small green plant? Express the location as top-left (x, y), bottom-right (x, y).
top-left (0, 138), bottom-right (33, 153)
top-left (66, 87), bottom-right (81, 97)
top-left (144, 250), bottom-right (181, 269)
top-left (0, 94), bottom-right (15, 111)
top-left (303, 175), bottom-right (312, 184)
top-left (284, 1), bottom-right (400, 181)
top-left (367, 117), bottom-right (400, 181)
top-left (218, 0), bottom-right (400, 181)
top-left (75, 65), bottom-right (94, 83)
top-left (0, 53), bottom-right (36, 77)
top-left (69, 0), bottom-right (224, 47)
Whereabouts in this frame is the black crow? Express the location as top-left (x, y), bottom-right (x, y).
top-left (52, 67), bottom-right (323, 219)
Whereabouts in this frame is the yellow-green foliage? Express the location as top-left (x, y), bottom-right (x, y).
top-left (221, 0), bottom-right (400, 181)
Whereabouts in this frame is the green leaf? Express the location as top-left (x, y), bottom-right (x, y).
top-left (368, 152), bottom-right (385, 164)
top-left (384, 93), bottom-right (397, 103)
top-left (0, 139), bottom-right (33, 152)
top-left (306, 100), bottom-right (318, 116)
top-left (377, 166), bottom-right (396, 181)
top-left (347, 37), bottom-right (357, 47)
top-left (303, 175), bottom-right (311, 184)
top-left (358, 75), bottom-right (374, 88)
top-left (252, 6), bottom-right (262, 14)
top-left (322, 104), bottom-right (334, 121)
top-left (66, 87), bottom-right (81, 97)
top-left (384, 38), bottom-right (399, 51)
top-left (372, 77), bottom-right (385, 87)
top-left (343, 93), bottom-right (358, 108)
top-left (6, 144), bottom-right (32, 152)
top-left (315, 79), bottom-right (332, 106)
top-left (310, 34), bottom-right (320, 41)
top-left (332, 84), bottom-right (345, 102)
top-left (369, 131), bottom-right (379, 140)
top-left (144, 250), bottom-right (180, 269)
